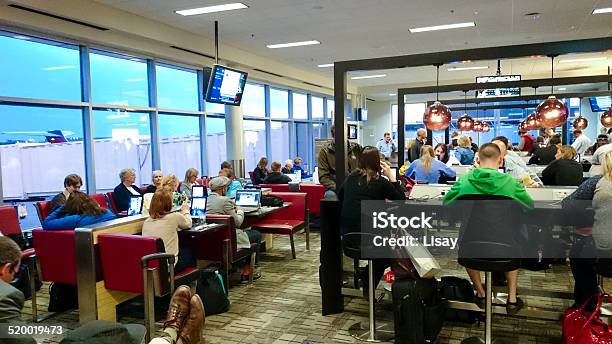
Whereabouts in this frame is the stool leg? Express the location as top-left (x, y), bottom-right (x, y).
top-left (485, 272), bottom-right (492, 344)
top-left (367, 261), bottom-right (376, 341)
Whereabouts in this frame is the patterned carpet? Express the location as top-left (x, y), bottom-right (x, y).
top-left (21, 232), bottom-right (576, 343)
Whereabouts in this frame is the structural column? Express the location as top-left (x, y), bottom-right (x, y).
top-left (225, 105), bottom-right (245, 178)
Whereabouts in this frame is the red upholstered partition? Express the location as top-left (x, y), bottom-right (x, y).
top-left (195, 214), bottom-right (236, 261)
top-left (98, 234), bottom-right (164, 294)
top-left (35, 201), bottom-right (52, 222)
top-left (298, 184), bottom-right (325, 216)
top-left (0, 206), bottom-right (21, 236)
top-left (91, 193), bottom-right (109, 209)
top-left (105, 192), bottom-right (119, 214)
top-left (32, 229), bottom-right (77, 284)
top-left (260, 184), bottom-right (290, 192)
top-left (260, 192), bottom-right (306, 222)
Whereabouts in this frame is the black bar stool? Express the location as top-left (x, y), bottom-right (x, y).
top-left (342, 232), bottom-right (394, 342)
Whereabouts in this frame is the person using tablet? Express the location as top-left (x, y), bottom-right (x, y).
top-left (113, 168), bottom-right (143, 213)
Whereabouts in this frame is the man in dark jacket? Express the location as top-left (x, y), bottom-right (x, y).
top-left (529, 134), bottom-right (561, 165)
top-left (317, 125), bottom-right (361, 197)
top-left (408, 128), bottom-right (427, 162)
top-left (263, 161), bottom-right (292, 184)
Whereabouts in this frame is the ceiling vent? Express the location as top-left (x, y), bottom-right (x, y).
top-left (170, 46), bottom-right (215, 60)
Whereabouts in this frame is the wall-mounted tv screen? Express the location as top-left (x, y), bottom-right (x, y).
top-left (356, 108), bottom-right (368, 121)
top-left (348, 124), bottom-right (358, 139)
top-left (205, 64), bottom-right (248, 106)
top-left (589, 96), bottom-right (611, 112)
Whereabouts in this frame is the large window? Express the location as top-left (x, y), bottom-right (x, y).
top-left (0, 105), bottom-right (85, 199)
top-left (205, 101), bottom-right (225, 114)
top-left (156, 65), bottom-right (198, 111)
top-left (326, 99), bottom-right (335, 119)
top-left (312, 96), bottom-right (324, 119)
top-left (90, 51), bottom-right (149, 106)
top-left (243, 120), bottom-right (266, 172)
top-left (206, 117), bottom-right (227, 176)
top-left (241, 83), bottom-right (265, 117)
top-left (270, 88), bottom-right (289, 119)
top-left (296, 122), bottom-right (310, 172)
top-left (0, 34), bottom-right (81, 101)
top-left (270, 121), bottom-right (290, 163)
top-left (158, 114), bottom-right (201, 179)
top-left (92, 109), bottom-right (151, 191)
top-left (292, 93), bottom-right (308, 120)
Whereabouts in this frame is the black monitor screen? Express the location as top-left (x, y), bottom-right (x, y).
top-left (205, 64), bottom-right (248, 106)
top-left (589, 96), bottom-right (611, 112)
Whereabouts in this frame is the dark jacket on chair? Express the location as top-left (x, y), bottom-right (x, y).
top-left (263, 172), bottom-right (292, 184)
top-left (113, 183), bottom-right (142, 213)
top-left (528, 146), bottom-right (557, 165)
top-left (252, 167), bottom-right (268, 185)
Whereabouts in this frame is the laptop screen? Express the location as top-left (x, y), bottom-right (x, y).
top-left (192, 185), bottom-right (205, 198)
top-left (190, 196), bottom-right (207, 219)
top-left (235, 190), bottom-right (261, 207)
top-left (128, 196), bottom-right (143, 216)
top-left (286, 173), bottom-right (301, 183)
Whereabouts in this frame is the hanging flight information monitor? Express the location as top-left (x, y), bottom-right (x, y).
top-left (475, 75), bottom-right (521, 98)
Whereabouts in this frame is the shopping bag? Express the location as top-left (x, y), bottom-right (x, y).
top-left (563, 293), bottom-right (612, 344)
top-left (392, 228), bottom-right (441, 279)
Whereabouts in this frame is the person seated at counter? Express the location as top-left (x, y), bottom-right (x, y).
top-left (221, 160), bottom-right (233, 170)
top-left (263, 161), bottom-right (292, 184)
top-left (405, 145), bottom-right (456, 184)
top-left (585, 134), bottom-right (610, 156)
top-left (492, 136), bottom-right (543, 187)
top-left (113, 168), bottom-right (143, 213)
top-left (43, 191), bottom-right (116, 230)
top-left (206, 176), bottom-right (261, 282)
top-left (49, 174), bottom-right (83, 213)
top-left (563, 151), bottom-right (612, 307)
top-left (455, 136), bottom-right (475, 165)
top-left (468, 136), bottom-right (479, 154)
top-left (517, 130), bottom-right (536, 153)
top-left (252, 157), bottom-right (269, 185)
top-left (282, 159), bottom-right (293, 174)
top-left (179, 168), bottom-right (199, 199)
top-left (435, 143), bottom-right (460, 166)
top-left (219, 168), bottom-right (243, 197)
top-left (339, 146), bottom-right (405, 296)
top-left (529, 134), bottom-right (561, 165)
top-left (444, 143), bottom-right (534, 312)
top-left (145, 170), bottom-right (163, 194)
top-left (142, 191), bottom-right (194, 273)
top-left (541, 145), bottom-right (583, 186)
top-left (292, 156), bottom-right (308, 178)
top-left (591, 137), bottom-right (612, 165)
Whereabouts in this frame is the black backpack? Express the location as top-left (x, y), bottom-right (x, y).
top-left (261, 195), bottom-right (284, 207)
top-left (439, 276), bottom-right (478, 324)
top-left (195, 269), bottom-right (229, 315)
top-left (392, 278), bottom-right (444, 344)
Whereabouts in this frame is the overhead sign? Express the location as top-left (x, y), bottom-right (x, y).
top-left (476, 75), bottom-right (521, 98)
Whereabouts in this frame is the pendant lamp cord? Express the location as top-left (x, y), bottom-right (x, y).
top-left (436, 65), bottom-right (440, 101)
top-left (464, 91), bottom-right (467, 113)
top-left (550, 56), bottom-right (555, 94)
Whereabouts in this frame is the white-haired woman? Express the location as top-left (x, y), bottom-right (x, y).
top-left (179, 168), bottom-right (199, 199)
top-left (145, 170), bottom-right (163, 194)
top-left (281, 159), bottom-right (293, 174)
top-left (113, 168), bottom-right (142, 213)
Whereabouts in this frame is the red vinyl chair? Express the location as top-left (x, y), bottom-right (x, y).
top-left (31, 229), bottom-right (77, 322)
top-left (251, 192), bottom-right (309, 259)
top-left (98, 234), bottom-right (200, 342)
top-left (260, 184), bottom-right (290, 192)
top-left (91, 193), bottom-right (109, 209)
top-left (105, 192), bottom-right (119, 214)
top-left (248, 171), bottom-right (255, 183)
top-left (299, 184), bottom-right (325, 217)
top-left (35, 201), bottom-right (52, 223)
top-left (0, 205), bottom-right (22, 236)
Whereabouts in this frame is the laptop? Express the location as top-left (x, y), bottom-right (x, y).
top-left (127, 196), bottom-right (143, 216)
top-left (192, 185), bottom-right (206, 198)
top-left (235, 190), bottom-right (261, 213)
top-left (286, 173), bottom-right (301, 183)
top-left (190, 196), bottom-right (207, 220)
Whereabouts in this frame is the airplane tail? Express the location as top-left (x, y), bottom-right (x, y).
top-left (45, 130), bottom-right (67, 143)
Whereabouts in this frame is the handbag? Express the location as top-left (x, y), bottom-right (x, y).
top-left (563, 293), bottom-right (612, 344)
top-left (392, 228), bottom-right (441, 279)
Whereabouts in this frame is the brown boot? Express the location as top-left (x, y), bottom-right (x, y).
top-left (163, 285), bottom-right (193, 332)
top-left (179, 294), bottom-right (205, 344)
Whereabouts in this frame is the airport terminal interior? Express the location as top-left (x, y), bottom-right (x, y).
top-left (0, 0), bottom-right (612, 343)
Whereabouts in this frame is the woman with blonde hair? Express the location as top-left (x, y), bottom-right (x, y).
top-left (564, 151), bottom-right (612, 307)
top-left (541, 145), bottom-right (582, 186)
top-left (405, 145), bottom-right (456, 184)
top-left (454, 136), bottom-right (475, 165)
top-left (179, 168), bottom-right (199, 198)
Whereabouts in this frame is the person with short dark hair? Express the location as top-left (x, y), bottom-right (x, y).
top-left (528, 134), bottom-right (562, 165)
top-left (113, 168), bottom-right (143, 213)
top-left (252, 157), bottom-right (268, 185)
top-left (376, 132), bottom-right (397, 159)
top-left (221, 161), bottom-right (233, 171)
top-left (585, 135), bottom-right (610, 156)
top-left (50, 174), bottom-right (83, 213)
top-left (408, 128), bottom-right (427, 162)
top-left (541, 145), bottom-right (583, 186)
top-left (43, 191), bottom-right (116, 230)
top-left (0, 236), bottom-right (26, 323)
top-left (434, 143), bottom-right (460, 166)
top-left (263, 161), bottom-right (292, 184)
top-left (317, 125), bottom-right (362, 197)
top-left (571, 129), bottom-right (592, 156)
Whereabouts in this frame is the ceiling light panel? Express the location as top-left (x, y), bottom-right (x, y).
top-left (409, 22), bottom-right (475, 33)
top-left (317, 63), bottom-right (334, 68)
top-left (175, 3), bottom-right (248, 16)
top-left (267, 40), bottom-right (321, 49)
top-left (592, 7), bottom-right (612, 14)
top-left (350, 74), bottom-right (386, 80)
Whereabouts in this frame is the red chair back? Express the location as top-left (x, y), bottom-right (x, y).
top-left (176, 182), bottom-right (182, 192)
top-left (299, 184), bottom-right (325, 216)
top-left (32, 229), bottom-right (77, 284)
top-left (266, 192), bottom-right (307, 221)
top-left (248, 171), bottom-right (254, 183)
top-left (201, 214), bottom-right (237, 260)
top-left (98, 234), bottom-right (166, 294)
top-left (105, 192), bottom-right (119, 214)
top-left (0, 206), bottom-right (21, 236)
top-left (260, 184), bottom-right (290, 192)
top-left (140, 186), bottom-right (149, 194)
top-left (35, 201), bottom-right (52, 222)
top-left (91, 193), bottom-right (109, 209)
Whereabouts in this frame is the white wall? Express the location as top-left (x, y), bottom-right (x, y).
top-left (362, 100), bottom-right (392, 147)
top-left (579, 97), bottom-right (603, 141)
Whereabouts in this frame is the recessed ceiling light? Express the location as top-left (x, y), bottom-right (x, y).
top-left (267, 40), bottom-right (320, 49)
top-left (175, 3), bottom-right (248, 16)
top-left (592, 7), bottom-right (612, 14)
top-left (350, 74), bottom-right (386, 80)
top-left (559, 57), bottom-right (607, 63)
top-left (13, 35), bottom-right (31, 40)
top-left (389, 93), bottom-right (397, 96)
top-left (317, 63), bottom-right (334, 68)
top-left (409, 22), bottom-right (475, 33)
top-left (43, 65), bottom-right (76, 71)
top-left (557, 87), bottom-right (567, 91)
top-left (447, 66), bottom-right (489, 71)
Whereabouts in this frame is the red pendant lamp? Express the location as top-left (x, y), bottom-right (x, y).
top-left (573, 116), bottom-right (588, 129)
top-left (481, 122), bottom-right (491, 132)
top-left (602, 108), bottom-right (612, 128)
top-left (473, 120), bottom-right (484, 132)
top-left (519, 121), bottom-right (530, 132)
top-left (536, 56), bottom-right (568, 128)
top-left (525, 112), bottom-right (541, 130)
top-left (423, 65), bottom-right (452, 131)
top-left (456, 90), bottom-right (474, 131)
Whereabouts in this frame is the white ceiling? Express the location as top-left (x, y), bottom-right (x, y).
top-left (96, 0), bottom-right (612, 99)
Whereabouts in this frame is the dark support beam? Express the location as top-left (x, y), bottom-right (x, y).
top-left (432, 90), bottom-right (611, 106)
top-left (397, 93), bottom-right (405, 165)
top-left (333, 64), bottom-right (348, 190)
top-left (399, 75), bottom-right (610, 95)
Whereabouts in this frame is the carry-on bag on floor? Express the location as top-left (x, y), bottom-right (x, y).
top-left (392, 278), bottom-right (444, 344)
top-left (439, 276), bottom-right (479, 324)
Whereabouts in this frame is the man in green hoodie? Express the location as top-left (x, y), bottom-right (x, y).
top-left (443, 143), bottom-right (534, 312)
